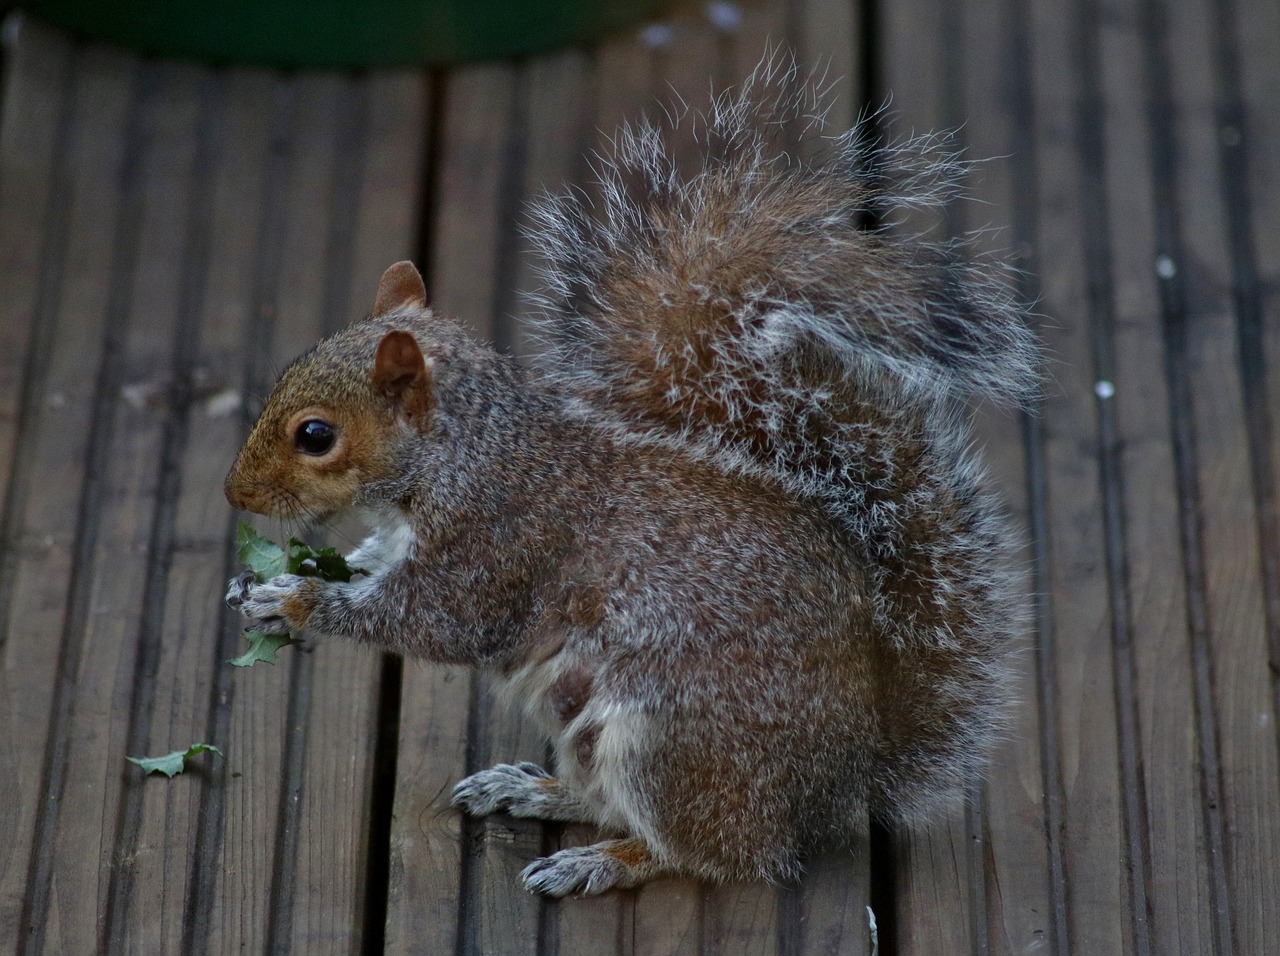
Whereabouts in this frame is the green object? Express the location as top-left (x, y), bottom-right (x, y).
top-left (236, 521), bottom-right (367, 584)
top-left (286, 538), bottom-right (366, 583)
top-left (127, 743), bottom-right (224, 778)
top-left (235, 522), bottom-right (288, 583)
top-left (229, 630), bottom-right (294, 667)
top-left (22, 0), bottom-right (666, 68)
top-left (228, 522), bottom-right (366, 667)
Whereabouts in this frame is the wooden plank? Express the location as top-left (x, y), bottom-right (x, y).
top-left (602, 16), bottom-right (732, 956)
top-left (988, 6), bottom-right (1071, 952)
top-left (0, 25), bottom-right (140, 951)
top-left (1023, 39), bottom-right (1129, 951)
top-left (139, 65), bottom-right (279, 955)
top-left (168, 71), bottom-right (296, 955)
top-left (201, 73), bottom-right (331, 955)
top-left (506, 51), bottom-right (594, 362)
top-left (283, 70), bottom-right (427, 952)
top-left (880, 2), bottom-right (993, 952)
top-left (0, 19), bottom-right (72, 944)
top-left (655, 7), bottom-right (728, 179)
top-left (162, 71), bottom-right (390, 954)
top-left (1158, 0), bottom-right (1280, 948)
top-left (592, 20), bottom-right (655, 155)
top-left (586, 24), bottom-right (716, 956)
top-left (451, 63), bottom-right (547, 956)
top-left (383, 660), bottom-right (469, 956)
top-left (1090, 2), bottom-right (1221, 951)
top-left (0, 18), bottom-right (65, 492)
top-left (793, 845), bottom-right (875, 956)
top-left (256, 72), bottom-right (390, 953)
top-left (431, 65), bottom-right (516, 343)
top-left (951, 0), bottom-right (1058, 947)
top-left (1023, 1), bottom-right (1158, 950)
top-left (793, 0), bottom-right (860, 134)
top-left (1232, 0), bottom-right (1280, 854)
top-left (582, 34), bottom-right (700, 956)
top-left (649, 16), bottom-right (788, 955)
top-left (52, 57), bottom-right (206, 954)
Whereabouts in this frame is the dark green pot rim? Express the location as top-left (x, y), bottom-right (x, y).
top-left (21, 0), bottom-right (667, 68)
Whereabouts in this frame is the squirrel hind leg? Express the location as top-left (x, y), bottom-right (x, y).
top-left (450, 762), bottom-right (594, 823)
top-left (522, 838), bottom-right (666, 897)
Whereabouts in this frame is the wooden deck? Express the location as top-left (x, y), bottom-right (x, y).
top-left (2, 0), bottom-right (1277, 951)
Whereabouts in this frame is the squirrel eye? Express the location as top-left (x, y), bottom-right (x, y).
top-left (294, 419), bottom-right (337, 456)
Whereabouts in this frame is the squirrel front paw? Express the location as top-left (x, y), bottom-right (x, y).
top-left (452, 763), bottom-right (554, 817)
top-left (225, 572), bottom-right (319, 633)
top-left (452, 764), bottom-right (597, 823)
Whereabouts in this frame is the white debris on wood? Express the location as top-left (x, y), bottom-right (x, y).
top-left (640, 23), bottom-right (674, 49)
top-left (121, 380), bottom-right (166, 410)
top-left (203, 388), bottom-right (242, 418)
top-left (705, 1), bottom-right (744, 33)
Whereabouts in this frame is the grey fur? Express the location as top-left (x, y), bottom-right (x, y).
top-left (225, 63), bottom-right (1040, 897)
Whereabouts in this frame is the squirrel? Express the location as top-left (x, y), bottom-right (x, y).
top-left (224, 66), bottom-right (1039, 898)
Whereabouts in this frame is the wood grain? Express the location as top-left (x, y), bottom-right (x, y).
top-left (1159, 0), bottom-right (1280, 946)
top-left (3, 0), bottom-right (1278, 951)
top-left (156, 67), bottom-right (280, 956)
top-left (0, 26), bottom-right (138, 952)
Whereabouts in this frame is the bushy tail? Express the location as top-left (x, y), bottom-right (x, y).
top-left (527, 60), bottom-right (1039, 495)
top-left (529, 64), bottom-right (1036, 806)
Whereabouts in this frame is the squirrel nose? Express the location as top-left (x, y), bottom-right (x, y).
top-left (224, 471), bottom-right (253, 512)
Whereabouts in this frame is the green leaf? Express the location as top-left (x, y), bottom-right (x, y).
top-left (229, 526), bottom-right (362, 668)
top-left (236, 521), bottom-right (287, 581)
top-left (286, 538), bottom-right (366, 582)
top-left (228, 629), bottom-right (294, 667)
top-left (127, 743), bottom-right (223, 778)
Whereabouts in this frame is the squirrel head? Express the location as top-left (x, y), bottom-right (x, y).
top-left (225, 261), bottom-right (435, 521)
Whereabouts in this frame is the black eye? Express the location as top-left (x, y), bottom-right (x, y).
top-left (294, 419), bottom-right (336, 456)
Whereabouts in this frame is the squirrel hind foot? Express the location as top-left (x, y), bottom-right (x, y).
top-left (521, 838), bottom-right (663, 897)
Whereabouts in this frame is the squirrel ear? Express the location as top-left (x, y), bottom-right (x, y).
top-left (373, 331), bottom-right (433, 421)
top-left (372, 261), bottom-right (427, 316)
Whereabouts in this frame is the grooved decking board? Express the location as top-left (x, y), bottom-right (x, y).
top-left (880, 2), bottom-right (1057, 952)
top-left (1098, 3), bottom-right (1220, 950)
top-left (1, 24), bottom-right (137, 951)
top-left (151, 67), bottom-right (279, 954)
top-left (4, 0), bottom-right (1276, 950)
top-left (1160, 0), bottom-right (1280, 945)
top-left (881, 0), bottom-right (1280, 953)
top-left (1234, 0), bottom-right (1280, 896)
top-left (0, 19), bottom-right (426, 947)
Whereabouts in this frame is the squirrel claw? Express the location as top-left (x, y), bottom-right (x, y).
top-left (224, 569), bottom-right (255, 609)
top-left (231, 572), bottom-right (312, 632)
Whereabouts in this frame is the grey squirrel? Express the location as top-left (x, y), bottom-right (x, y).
top-left (224, 67), bottom-right (1039, 897)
